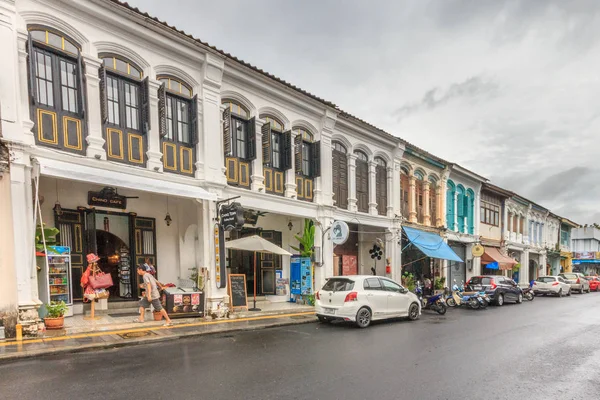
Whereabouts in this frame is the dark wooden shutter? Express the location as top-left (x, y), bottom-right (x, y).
top-left (282, 130), bottom-right (292, 170)
top-left (294, 134), bottom-right (302, 174)
top-left (261, 123), bottom-right (272, 165)
top-left (376, 165), bottom-right (387, 215)
top-left (311, 141), bottom-right (321, 177)
top-left (356, 160), bottom-right (368, 212)
top-left (158, 82), bottom-right (167, 137)
top-left (77, 51), bottom-right (86, 118)
top-left (339, 153), bottom-right (348, 209)
top-left (246, 117), bottom-right (256, 160)
top-left (191, 94), bottom-right (199, 145)
top-left (99, 64), bottom-right (108, 123)
top-left (332, 152), bottom-right (340, 205)
top-left (222, 107), bottom-right (232, 156)
top-left (130, 215), bottom-right (157, 297)
top-left (55, 209), bottom-right (85, 301)
top-left (141, 77), bottom-right (150, 134)
top-left (27, 35), bottom-right (36, 104)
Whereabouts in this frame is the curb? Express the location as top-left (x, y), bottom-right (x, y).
top-left (0, 316), bottom-right (317, 363)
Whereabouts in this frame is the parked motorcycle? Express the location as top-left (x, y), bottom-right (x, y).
top-left (415, 282), bottom-right (447, 315)
top-left (446, 283), bottom-right (483, 309)
top-left (522, 285), bottom-right (534, 301)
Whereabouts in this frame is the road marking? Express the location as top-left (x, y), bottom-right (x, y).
top-left (0, 311), bottom-right (316, 348)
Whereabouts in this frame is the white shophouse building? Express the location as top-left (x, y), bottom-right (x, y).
top-left (0, 0), bottom-right (405, 335)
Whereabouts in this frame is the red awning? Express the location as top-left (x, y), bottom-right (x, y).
top-left (482, 247), bottom-right (518, 271)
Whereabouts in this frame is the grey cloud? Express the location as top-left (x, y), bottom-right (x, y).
top-left (395, 76), bottom-right (499, 120)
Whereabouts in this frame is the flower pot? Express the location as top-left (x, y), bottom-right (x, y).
top-left (44, 316), bottom-right (64, 330)
top-left (152, 311), bottom-right (163, 321)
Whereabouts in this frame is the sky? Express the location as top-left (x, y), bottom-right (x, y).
top-left (127, 0), bottom-right (599, 224)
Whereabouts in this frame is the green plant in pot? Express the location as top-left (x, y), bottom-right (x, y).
top-left (291, 219), bottom-right (315, 258)
top-left (434, 277), bottom-right (446, 291)
top-left (44, 301), bottom-right (68, 330)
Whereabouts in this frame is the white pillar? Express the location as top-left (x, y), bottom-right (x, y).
top-left (315, 109), bottom-right (337, 206)
top-left (0, 164), bottom-right (19, 337)
top-left (201, 54), bottom-right (226, 186)
top-left (503, 205), bottom-right (509, 241)
top-left (144, 78), bottom-right (163, 172)
top-left (423, 180), bottom-right (431, 225)
top-left (368, 160), bottom-right (377, 215)
top-left (82, 55), bottom-right (106, 160)
top-left (316, 216), bottom-right (334, 289)
top-left (347, 153), bottom-right (357, 212)
top-left (284, 130), bottom-right (297, 198)
top-left (0, 10), bottom-right (25, 142)
top-left (408, 174), bottom-right (417, 223)
top-left (453, 191), bottom-right (459, 232)
top-left (15, 29), bottom-right (35, 145)
top-left (387, 165), bottom-right (395, 218)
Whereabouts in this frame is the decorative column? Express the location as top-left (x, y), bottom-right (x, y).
top-left (507, 212), bottom-right (513, 240)
top-left (347, 153), bottom-right (358, 212)
top-left (251, 118), bottom-right (264, 191)
top-left (423, 180), bottom-right (431, 226)
top-left (503, 204), bottom-right (509, 241)
top-left (391, 143), bottom-right (405, 218)
top-left (82, 55), bottom-right (106, 160)
top-left (453, 190), bottom-right (459, 232)
top-left (145, 77), bottom-right (163, 172)
top-left (284, 130), bottom-right (297, 198)
top-left (435, 183), bottom-right (443, 227)
top-left (316, 215), bottom-right (335, 288)
top-left (193, 84), bottom-right (205, 180)
top-left (315, 109), bottom-right (337, 206)
top-left (201, 54), bottom-right (226, 186)
top-left (387, 165), bottom-right (394, 217)
top-left (15, 29), bottom-right (35, 145)
top-left (368, 160), bottom-right (377, 215)
top-left (408, 174), bottom-right (417, 223)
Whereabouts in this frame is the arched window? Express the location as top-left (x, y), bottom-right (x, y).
top-left (428, 175), bottom-right (438, 226)
top-left (292, 127), bottom-right (316, 178)
top-left (223, 100), bottom-right (249, 119)
top-left (157, 75), bottom-right (197, 175)
top-left (400, 166), bottom-right (410, 218)
top-left (414, 169), bottom-right (425, 180)
top-left (222, 99), bottom-right (253, 160)
top-left (27, 27), bottom-right (85, 154)
top-left (375, 157), bottom-right (387, 216)
top-left (446, 180), bottom-right (456, 230)
top-left (222, 99), bottom-right (255, 189)
top-left (354, 151), bottom-right (369, 212)
top-left (100, 54), bottom-right (149, 165)
top-left (261, 115), bottom-right (284, 132)
top-left (332, 141), bottom-right (348, 209)
top-left (260, 114), bottom-right (285, 173)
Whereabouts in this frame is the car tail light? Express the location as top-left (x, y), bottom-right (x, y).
top-left (490, 279), bottom-right (497, 290)
top-left (344, 292), bottom-right (358, 302)
top-left (552, 282), bottom-right (559, 286)
top-left (316, 291), bottom-right (320, 300)
top-left (576, 278), bottom-right (580, 284)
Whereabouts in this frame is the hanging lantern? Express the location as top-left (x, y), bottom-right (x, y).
top-left (53, 201), bottom-right (63, 216)
top-left (164, 212), bottom-right (172, 226)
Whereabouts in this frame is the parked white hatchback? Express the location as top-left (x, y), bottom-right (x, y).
top-left (532, 276), bottom-right (572, 297)
top-left (315, 276), bottom-right (421, 328)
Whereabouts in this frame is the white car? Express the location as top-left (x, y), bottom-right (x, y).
top-left (532, 276), bottom-right (571, 297)
top-left (559, 273), bottom-right (591, 294)
top-left (315, 276), bottom-right (421, 328)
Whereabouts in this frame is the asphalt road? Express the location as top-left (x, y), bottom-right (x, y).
top-left (2, 293), bottom-right (600, 400)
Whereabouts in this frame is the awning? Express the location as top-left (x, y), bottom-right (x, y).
top-left (402, 226), bottom-right (463, 263)
top-left (481, 246), bottom-right (517, 271)
top-left (35, 157), bottom-right (217, 201)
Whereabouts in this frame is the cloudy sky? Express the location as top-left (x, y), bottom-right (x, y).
top-left (129, 0), bottom-right (599, 223)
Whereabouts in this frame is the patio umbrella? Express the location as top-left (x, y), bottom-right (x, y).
top-left (225, 235), bottom-right (292, 311)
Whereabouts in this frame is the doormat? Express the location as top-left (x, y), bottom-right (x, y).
top-left (108, 312), bottom-right (140, 318)
top-left (117, 330), bottom-right (157, 339)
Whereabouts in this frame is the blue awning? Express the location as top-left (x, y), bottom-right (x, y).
top-left (403, 226), bottom-right (464, 263)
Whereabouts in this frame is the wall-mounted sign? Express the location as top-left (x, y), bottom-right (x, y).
top-left (471, 244), bottom-right (484, 258)
top-left (88, 188), bottom-right (127, 209)
top-left (220, 202), bottom-right (245, 231)
top-left (214, 225), bottom-right (226, 289)
top-left (573, 251), bottom-right (596, 260)
top-left (331, 220), bottom-right (350, 245)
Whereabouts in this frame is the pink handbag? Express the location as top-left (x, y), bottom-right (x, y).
top-left (89, 272), bottom-right (113, 289)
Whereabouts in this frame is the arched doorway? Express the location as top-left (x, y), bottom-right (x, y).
top-left (96, 230), bottom-right (131, 299)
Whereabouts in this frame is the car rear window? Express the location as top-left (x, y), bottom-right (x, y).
top-left (322, 278), bottom-right (355, 292)
top-left (562, 274), bottom-right (577, 279)
top-left (469, 277), bottom-right (493, 285)
top-left (536, 277), bottom-right (556, 283)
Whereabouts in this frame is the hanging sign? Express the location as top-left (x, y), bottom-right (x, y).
top-left (88, 188), bottom-right (127, 209)
top-left (331, 220), bottom-right (349, 245)
top-left (214, 225), bottom-right (226, 289)
top-left (220, 202), bottom-right (245, 231)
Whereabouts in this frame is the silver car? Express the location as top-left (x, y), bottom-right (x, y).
top-left (559, 273), bottom-right (590, 294)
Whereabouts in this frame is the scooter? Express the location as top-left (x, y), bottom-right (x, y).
top-left (522, 285), bottom-right (534, 301)
top-left (415, 282), bottom-right (447, 315)
top-left (446, 283), bottom-right (482, 309)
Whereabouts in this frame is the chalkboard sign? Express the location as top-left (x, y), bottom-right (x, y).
top-left (228, 274), bottom-right (248, 310)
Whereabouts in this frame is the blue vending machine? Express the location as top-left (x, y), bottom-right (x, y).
top-left (290, 256), bottom-right (312, 302)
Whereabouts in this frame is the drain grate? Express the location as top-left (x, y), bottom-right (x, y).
top-left (117, 330), bottom-right (157, 339)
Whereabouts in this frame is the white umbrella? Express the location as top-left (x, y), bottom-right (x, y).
top-left (225, 235), bottom-right (291, 310)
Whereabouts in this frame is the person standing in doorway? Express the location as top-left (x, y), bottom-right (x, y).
top-left (134, 265), bottom-right (172, 326)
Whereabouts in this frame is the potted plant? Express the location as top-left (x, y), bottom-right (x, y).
top-left (433, 277), bottom-right (446, 295)
top-left (44, 301), bottom-right (68, 329)
top-left (291, 219), bottom-right (315, 259)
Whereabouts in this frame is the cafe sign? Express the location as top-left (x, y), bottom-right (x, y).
top-left (88, 188), bottom-right (127, 209)
top-left (220, 202), bottom-right (245, 231)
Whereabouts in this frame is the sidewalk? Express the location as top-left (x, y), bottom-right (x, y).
top-left (0, 310), bottom-right (316, 362)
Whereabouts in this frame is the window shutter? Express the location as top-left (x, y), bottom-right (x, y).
top-left (141, 77), bottom-right (150, 134)
top-left (246, 117), bottom-right (256, 160)
top-left (27, 35), bottom-right (37, 105)
top-left (158, 82), bottom-right (167, 137)
top-left (282, 130), bottom-right (292, 170)
top-left (311, 140), bottom-right (321, 177)
top-left (191, 94), bottom-right (199, 145)
top-left (222, 107), bottom-right (232, 156)
top-left (77, 51), bottom-right (86, 118)
top-left (98, 65), bottom-right (108, 123)
top-left (294, 134), bottom-right (302, 174)
top-left (457, 193), bottom-right (464, 217)
top-left (261, 123), bottom-right (272, 165)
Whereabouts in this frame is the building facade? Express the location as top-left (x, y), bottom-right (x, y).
top-left (571, 225), bottom-right (600, 275)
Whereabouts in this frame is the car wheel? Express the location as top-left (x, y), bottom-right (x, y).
top-left (408, 303), bottom-right (420, 321)
top-left (317, 315), bottom-right (330, 323)
top-left (355, 307), bottom-right (372, 328)
top-left (567, 289), bottom-right (571, 297)
top-left (558, 289), bottom-right (563, 298)
top-left (517, 293), bottom-right (523, 304)
top-left (496, 293), bottom-right (504, 306)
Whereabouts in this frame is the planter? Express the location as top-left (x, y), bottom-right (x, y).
top-left (44, 316), bottom-right (64, 330)
top-left (152, 311), bottom-right (163, 321)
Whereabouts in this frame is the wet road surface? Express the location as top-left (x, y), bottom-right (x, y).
top-left (2, 292), bottom-right (600, 400)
